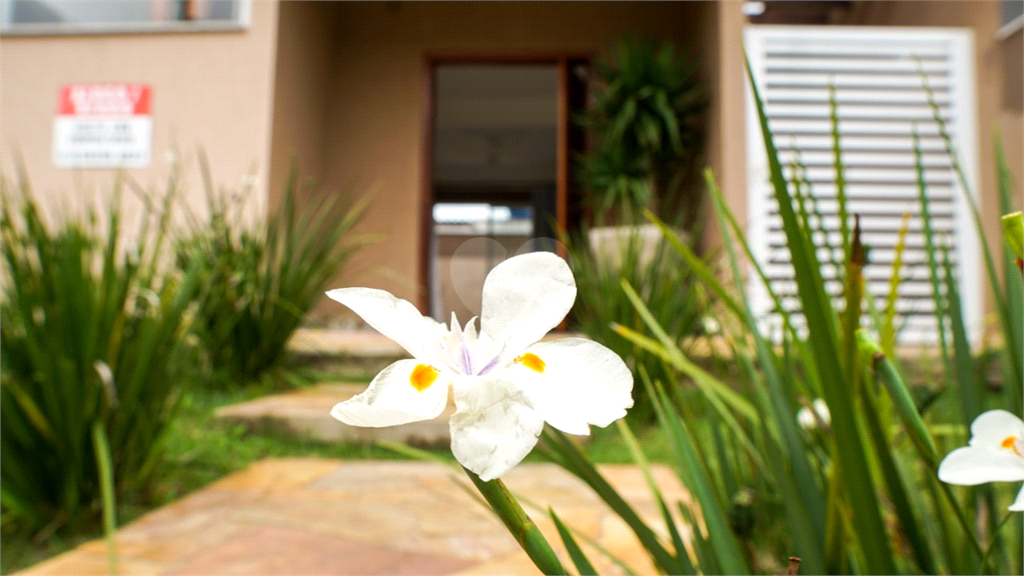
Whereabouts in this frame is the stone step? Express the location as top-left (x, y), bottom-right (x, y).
top-left (287, 329), bottom-right (410, 376)
top-left (288, 328), bottom-right (407, 359)
top-left (266, 329), bottom-right (613, 445)
top-left (214, 380), bottom-right (596, 447)
top-left (215, 383), bottom-right (456, 446)
top-left (286, 328), bottom-right (601, 370)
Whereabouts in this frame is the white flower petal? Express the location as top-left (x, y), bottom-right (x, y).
top-left (937, 445), bottom-right (1024, 485)
top-left (1010, 487), bottom-right (1024, 512)
top-left (479, 253), bottom-right (576, 357)
top-left (938, 410), bottom-right (1024, 486)
top-left (967, 410), bottom-right (1024, 447)
top-left (462, 316), bottom-right (479, 344)
top-left (503, 338), bottom-right (633, 435)
top-left (326, 287), bottom-right (442, 361)
top-left (331, 360), bottom-right (450, 427)
top-left (449, 376), bottom-right (545, 481)
top-left (812, 399), bottom-right (831, 423)
top-left (796, 406), bottom-right (817, 430)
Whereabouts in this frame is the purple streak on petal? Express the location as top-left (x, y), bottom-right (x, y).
top-left (461, 342), bottom-right (473, 375)
top-left (475, 344), bottom-right (506, 375)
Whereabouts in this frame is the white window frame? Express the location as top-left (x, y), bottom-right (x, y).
top-left (744, 25), bottom-right (983, 346)
top-left (0, 0), bottom-right (251, 35)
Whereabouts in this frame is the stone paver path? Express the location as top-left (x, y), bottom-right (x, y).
top-left (20, 459), bottom-right (689, 576)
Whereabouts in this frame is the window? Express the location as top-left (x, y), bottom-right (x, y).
top-left (0, 0), bottom-right (250, 35)
top-left (744, 26), bottom-right (981, 345)
top-left (1003, 0), bottom-right (1024, 26)
top-left (998, 0), bottom-right (1023, 40)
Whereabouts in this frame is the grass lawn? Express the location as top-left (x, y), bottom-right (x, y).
top-left (0, 362), bottom-right (673, 574)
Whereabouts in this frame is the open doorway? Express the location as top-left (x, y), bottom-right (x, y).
top-left (427, 63), bottom-right (566, 321)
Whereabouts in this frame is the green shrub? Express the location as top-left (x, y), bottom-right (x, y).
top-left (176, 167), bottom-right (369, 387)
top-left (0, 174), bottom-right (201, 535)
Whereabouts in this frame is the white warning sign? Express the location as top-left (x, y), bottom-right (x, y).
top-left (52, 83), bottom-right (153, 168)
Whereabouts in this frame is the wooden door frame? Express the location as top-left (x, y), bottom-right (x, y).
top-left (418, 52), bottom-right (591, 314)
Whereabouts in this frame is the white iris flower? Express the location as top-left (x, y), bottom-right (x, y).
top-left (326, 252), bottom-right (634, 481)
top-left (937, 410), bottom-right (1024, 511)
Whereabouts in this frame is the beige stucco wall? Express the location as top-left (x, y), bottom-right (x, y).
top-left (268, 1), bottom-right (712, 318)
top-left (696, 1), bottom-right (748, 257)
top-left (0, 1), bottom-right (280, 230)
top-left (267, 0), bottom-right (334, 203)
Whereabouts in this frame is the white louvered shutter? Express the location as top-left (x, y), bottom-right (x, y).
top-left (744, 26), bottom-right (981, 346)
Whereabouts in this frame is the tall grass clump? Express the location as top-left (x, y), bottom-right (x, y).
top-left (175, 165), bottom-right (369, 387)
top-left (0, 172), bottom-right (202, 536)
top-left (468, 58), bottom-right (1022, 575)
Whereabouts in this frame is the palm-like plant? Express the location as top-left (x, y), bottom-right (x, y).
top-left (578, 37), bottom-right (706, 224)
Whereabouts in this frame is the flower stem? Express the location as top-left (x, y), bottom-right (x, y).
top-left (463, 466), bottom-right (566, 575)
top-left (979, 509), bottom-right (1016, 571)
top-left (937, 480), bottom-right (994, 573)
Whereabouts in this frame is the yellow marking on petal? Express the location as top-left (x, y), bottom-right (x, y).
top-left (1001, 436), bottom-right (1021, 456)
top-left (410, 364), bottom-right (439, 392)
top-left (515, 353), bottom-right (545, 373)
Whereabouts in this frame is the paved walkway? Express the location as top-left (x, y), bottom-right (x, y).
top-left (20, 328), bottom-right (701, 574)
top-left (20, 459), bottom-right (688, 576)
